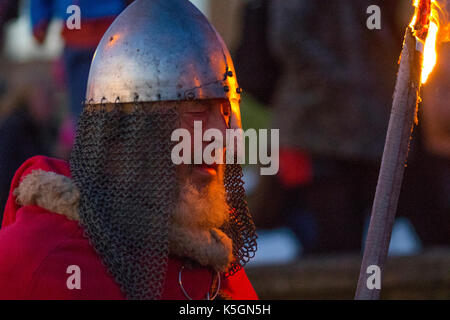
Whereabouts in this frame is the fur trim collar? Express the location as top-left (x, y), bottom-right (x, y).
top-left (169, 226), bottom-right (233, 272)
top-left (14, 169), bottom-right (80, 221)
top-left (13, 169), bottom-right (233, 271)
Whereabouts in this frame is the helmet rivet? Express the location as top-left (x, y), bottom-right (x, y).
top-left (186, 92), bottom-right (195, 100)
top-left (236, 87), bottom-right (243, 94)
top-left (224, 86), bottom-right (230, 93)
top-left (227, 71), bottom-right (233, 77)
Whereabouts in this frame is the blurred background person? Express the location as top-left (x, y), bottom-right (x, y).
top-left (263, 0), bottom-right (407, 255)
top-left (0, 0), bottom-right (19, 50)
top-left (0, 0), bottom-right (135, 219)
top-left (0, 64), bottom-right (59, 219)
top-left (234, 0), bottom-right (280, 107)
top-left (30, 0), bottom-right (134, 155)
top-left (0, 0), bottom-right (19, 106)
top-left (232, 0), bottom-right (282, 232)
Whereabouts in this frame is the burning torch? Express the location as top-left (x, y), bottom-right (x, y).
top-left (355, 0), bottom-right (445, 300)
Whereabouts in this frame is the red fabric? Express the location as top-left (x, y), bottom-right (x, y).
top-left (0, 156), bottom-right (258, 300)
top-left (32, 20), bottom-right (49, 44)
top-left (32, 16), bottom-right (114, 49)
top-left (61, 18), bottom-right (115, 49)
top-left (277, 148), bottom-right (313, 188)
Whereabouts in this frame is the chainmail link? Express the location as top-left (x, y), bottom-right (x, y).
top-left (69, 103), bottom-right (178, 300)
top-left (69, 102), bottom-right (257, 298)
top-left (223, 163), bottom-right (258, 277)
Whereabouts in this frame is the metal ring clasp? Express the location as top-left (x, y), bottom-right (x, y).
top-left (178, 265), bottom-right (221, 300)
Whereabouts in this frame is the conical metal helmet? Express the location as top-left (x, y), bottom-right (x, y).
top-left (86, 0), bottom-right (243, 128)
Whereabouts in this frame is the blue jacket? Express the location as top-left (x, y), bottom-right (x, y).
top-left (30, 0), bottom-right (131, 30)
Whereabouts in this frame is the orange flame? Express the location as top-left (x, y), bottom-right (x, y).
top-left (410, 0), bottom-right (449, 83)
top-left (422, 20), bottom-right (439, 83)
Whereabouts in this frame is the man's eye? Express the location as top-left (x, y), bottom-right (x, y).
top-left (189, 111), bottom-right (207, 115)
top-left (185, 105), bottom-right (209, 115)
top-left (186, 111), bottom-right (208, 118)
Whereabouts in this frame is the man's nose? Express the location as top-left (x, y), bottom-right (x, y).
top-left (203, 115), bottom-right (228, 150)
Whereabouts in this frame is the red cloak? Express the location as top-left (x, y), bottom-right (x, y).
top-left (0, 155), bottom-right (258, 300)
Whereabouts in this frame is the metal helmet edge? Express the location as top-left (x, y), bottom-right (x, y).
top-left (86, 0), bottom-right (242, 127)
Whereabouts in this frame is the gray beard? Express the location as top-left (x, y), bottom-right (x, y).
top-left (169, 175), bottom-right (234, 272)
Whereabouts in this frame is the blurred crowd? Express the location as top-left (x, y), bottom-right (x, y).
top-left (239, 0), bottom-right (450, 256)
top-left (0, 0), bottom-right (449, 258)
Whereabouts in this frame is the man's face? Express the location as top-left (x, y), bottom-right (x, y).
top-left (176, 99), bottom-right (232, 188)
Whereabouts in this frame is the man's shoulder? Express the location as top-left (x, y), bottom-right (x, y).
top-left (0, 153), bottom-right (77, 274)
top-left (2, 154), bottom-right (74, 226)
top-left (22, 217), bottom-right (123, 299)
top-left (0, 155), bottom-right (122, 299)
top-left (0, 206), bottom-right (122, 299)
top-left (19, 155), bottom-right (71, 178)
top-left (0, 204), bottom-right (83, 299)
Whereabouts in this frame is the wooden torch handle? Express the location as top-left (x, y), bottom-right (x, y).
top-left (354, 27), bottom-right (422, 300)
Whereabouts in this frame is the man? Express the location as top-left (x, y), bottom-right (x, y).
top-left (0, 0), bottom-right (257, 300)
